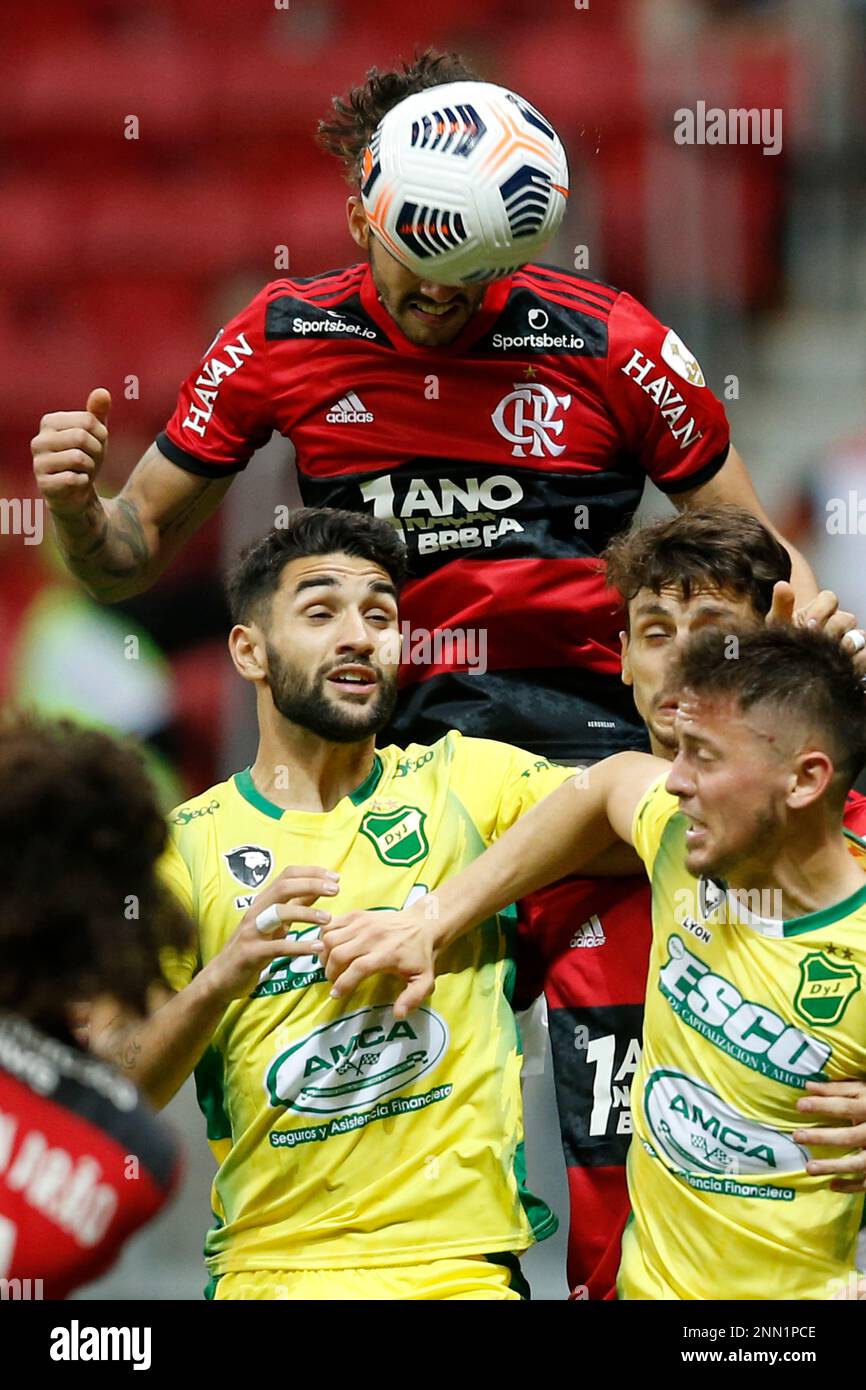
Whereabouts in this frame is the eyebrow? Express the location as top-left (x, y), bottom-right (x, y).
top-left (293, 575), bottom-right (398, 600)
top-left (632, 600), bottom-right (739, 622)
top-left (633, 601), bottom-right (673, 620)
top-left (678, 726), bottom-right (724, 755)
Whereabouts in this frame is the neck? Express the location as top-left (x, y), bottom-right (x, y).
top-left (251, 709), bottom-right (376, 814)
top-left (726, 814), bottom-right (866, 921)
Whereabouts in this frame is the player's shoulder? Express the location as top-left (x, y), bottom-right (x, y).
top-left (263, 264), bottom-right (367, 305)
top-left (167, 778), bottom-right (235, 834)
top-left (843, 789), bottom-right (866, 839)
top-left (0, 1016), bottom-right (178, 1190)
top-left (378, 730), bottom-right (514, 782)
top-left (630, 764), bottom-right (680, 864)
top-left (511, 262), bottom-right (623, 319)
top-left (260, 264), bottom-right (387, 346)
top-left (487, 263), bottom-right (644, 359)
top-left (414, 730), bottom-right (567, 779)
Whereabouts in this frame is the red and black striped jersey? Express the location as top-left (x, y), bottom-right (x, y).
top-left (0, 1015), bottom-right (180, 1299)
top-left (158, 262), bottom-right (730, 759)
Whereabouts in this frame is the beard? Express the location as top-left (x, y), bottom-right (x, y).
top-left (265, 643), bottom-right (398, 743)
top-left (693, 802), bottom-right (785, 885)
top-left (367, 241), bottom-right (479, 345)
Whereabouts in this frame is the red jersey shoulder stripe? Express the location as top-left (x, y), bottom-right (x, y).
top-left (512, 275), bottom-right (613, 323)
top-left (516, 268), bottom-right (618, 316)
top-left (266, 266), bottom-right (365, 304)
top-left (524, 265), bottom-right (619, 302)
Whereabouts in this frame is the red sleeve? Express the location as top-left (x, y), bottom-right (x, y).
top-left (844, 790), bottom-right (866, 839)
top-left (606, 291), bottom-right (731, 494)
top-left (157, 286), bottom-right (274, 477)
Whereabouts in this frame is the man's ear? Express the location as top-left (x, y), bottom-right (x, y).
top-left (347, 196), bottom-right (370, 250)
top-left (228, 624), bottom-right (267, 683)
top-left (620, 629), bottom-right (633, 687)
top-left (787, 749), bottom-right (835, 812)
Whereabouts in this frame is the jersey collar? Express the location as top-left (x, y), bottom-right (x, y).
top-left (723, 868), bottom-right (866, 939)
top-left (234, 756), bottom-right (384, 821)
top-left (359, 262), bottom-right (512, 356)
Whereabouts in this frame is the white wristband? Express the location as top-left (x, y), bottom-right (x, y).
top-left (255, 904), bottom-right (283, 935)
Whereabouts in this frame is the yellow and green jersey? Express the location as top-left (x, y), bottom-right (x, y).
top-left (621, 775), bottom-right (866, 1301)
top-left (161, 732), bottom-right (573, 1276)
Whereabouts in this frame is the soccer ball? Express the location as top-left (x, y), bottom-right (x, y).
top-left (360, 81), bottom-right (569, 285)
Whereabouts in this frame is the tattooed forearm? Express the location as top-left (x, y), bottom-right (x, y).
top-left (101, 497), bottom-right (152, 577)
top-left (52, 494), bottom-right (154, 600)
top-left (48, 445), bottom-right (233, 602)
top-left (115, 1037), bottom-right (142, 1072)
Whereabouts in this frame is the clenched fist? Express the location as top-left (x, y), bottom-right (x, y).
top-left (31, 387), bottom-right (111, 516)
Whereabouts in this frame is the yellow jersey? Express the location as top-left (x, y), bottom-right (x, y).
top-left (621, 775), bottom-right (866, 1300)
top-left (161, 732), bottom-right (574, 1275)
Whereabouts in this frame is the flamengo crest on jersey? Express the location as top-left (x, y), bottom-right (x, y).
top-left (157, 263), bottom-right (729, 758)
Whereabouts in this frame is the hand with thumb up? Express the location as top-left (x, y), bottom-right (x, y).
top-left (31, 388), bottom-right (112, 517)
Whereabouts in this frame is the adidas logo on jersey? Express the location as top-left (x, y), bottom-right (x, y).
top-left (326, 390), bottom-right (374, 424)
top-left (570, 915), bottom-right (606, 948)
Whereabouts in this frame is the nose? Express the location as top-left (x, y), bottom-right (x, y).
top-left (415, 279), bottom-right (463, 303)
top-left (335, 608), bottom-right (376, 655)
top-left (664, 750), bottom-right (694, 801)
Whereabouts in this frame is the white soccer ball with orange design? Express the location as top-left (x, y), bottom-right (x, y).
top-left (360, 81), bottom-right (569, 285)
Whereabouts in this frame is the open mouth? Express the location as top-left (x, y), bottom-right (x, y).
top-left (655, 699), bottom-right (679, 718)
top-left (326, 666), bottom-right (378, 696)
top-left (685, 818), bottom-right (708, 847)
top-left (407, 299), bottom-right (463, 325)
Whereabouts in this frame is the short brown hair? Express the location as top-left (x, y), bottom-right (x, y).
top-left (672, 626), bottom-right (866, 802)
top-left (0, 713), bottom-right (190, 1032)
top-left (603, 505), bottom-right (791, 627)
top-left (317, 47), bottom-right (482, 186)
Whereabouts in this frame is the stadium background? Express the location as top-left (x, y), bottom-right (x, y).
top-left (2, 0), bottom-right (865, 1299)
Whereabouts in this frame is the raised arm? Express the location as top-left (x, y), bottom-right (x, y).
top-left (32, 388), bottom-right (234, 602)
top-left (321, 750), bottom-right (666, 1014)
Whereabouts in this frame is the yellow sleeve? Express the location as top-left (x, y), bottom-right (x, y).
top-left (451, 734), bottom-right (577, 846)
top-left (630, 773), bottom-right (680, 877)
top-left (158, 833), bottom-right (199, 992)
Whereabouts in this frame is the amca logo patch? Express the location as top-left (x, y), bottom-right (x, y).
top-left (265, 1005), bottom-right (448, 1115)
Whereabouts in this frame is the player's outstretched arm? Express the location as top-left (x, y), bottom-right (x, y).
top-left (321, 751), bottom-right (665, 1015)
top-left (32, 388), bottom-right (234, 602)
top-left (89, 866), bottom-right (339, 1106)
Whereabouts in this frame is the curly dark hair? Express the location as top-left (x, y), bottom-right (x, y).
top-left (225, 508), bottom-right (410, 625)
top-left (317, 47), bottom-right (482, 186)
top-left (0, 713), bottom-right (191, 1033)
